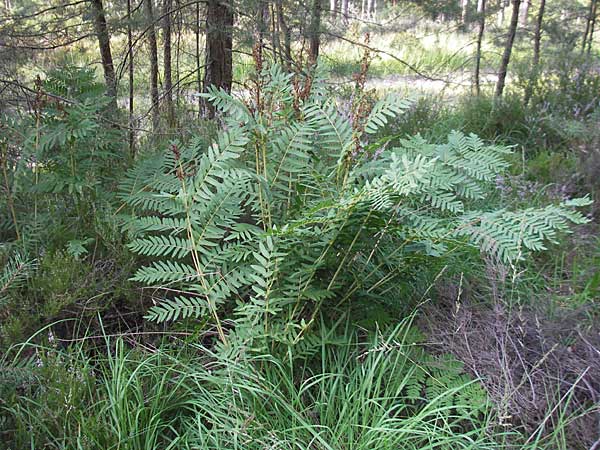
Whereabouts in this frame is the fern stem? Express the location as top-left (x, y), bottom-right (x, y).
top-left (327, 209), bottom-right (372, 291)
top-left (177, 158), bottom-right (227, 345)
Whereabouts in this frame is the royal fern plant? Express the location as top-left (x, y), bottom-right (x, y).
top-left (120, 64), bottom-right (591, 347)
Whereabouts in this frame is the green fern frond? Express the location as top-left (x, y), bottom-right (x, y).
top-left (145, 295), bottom-right (207, 322)
top-left (364, 94), bottom-right (411, 134)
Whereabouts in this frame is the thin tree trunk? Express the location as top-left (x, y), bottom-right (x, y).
top-left (270, 2), bottom-right (279, 61)
top-left (276, 0), bottom-right (292, 69)
top-left (163, 0), bottom-right (175, 128)
top-left (342, 0), bottom-right (349, 22)
top-left (582, 0), bottom-right (595, 52)
top-left (461, 0), bottom-right (470, 28)
top-left (330, 0), bottom-right (337, 20)
top-left (366, 0), bottom-right (374, 19)
top-left (127, 0), bottom-right (135, 155)
top-left (519, 0), bottom-right (529, 26)
top-left (175, 0), bottom-right (181, 107)
top-left (256, 1), bottom-right (268, 51)
top-left (144, 0), bottom-right (160, 131)
top-left (203, 0), bottom-right (234, 117)
top-left (309, 0), bottom-right (322, 65)
top-left (497, 0), bottom-right (506, 26)
top-left (90, 0), bottom-right (117, 106)
top-left (195, 1), bottom-right (201, 116)
top-left (473, 0), bottom-right (486, 95)
top-left (524, 0), bottom-right (545, 105)
top-left (587, 0), bottom-right (598, 54)
top-left (495, 0), bottom-right (521, 98)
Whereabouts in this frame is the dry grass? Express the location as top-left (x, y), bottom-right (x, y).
top-left (421, 266), bottom-right (600, 449)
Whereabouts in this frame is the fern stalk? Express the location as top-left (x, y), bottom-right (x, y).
top-left (178, 158), bottom-right (227, 345)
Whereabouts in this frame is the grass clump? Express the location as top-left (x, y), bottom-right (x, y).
top-left (1, 318), bottom-right (502, 450)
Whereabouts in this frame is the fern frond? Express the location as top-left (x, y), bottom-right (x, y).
top-left (364, 94), bottom-right (411, 134)
top-left (145, 295), bottom-right (208, 322)
top-left (0, 253), bottom-right (36, 306)
top-left (131, 261), bottom-right (197, 284)
top-left (128, 235), bottom-right (192, 259)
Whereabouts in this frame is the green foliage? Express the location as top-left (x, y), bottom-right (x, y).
top-left (0, 65), bottom-right (138, 346)
top-left (0, 320), bottom-right (500, 450)
top-left (121, 64), bottom-right (590, 354)
top-left (0, 252), bottom-right (36, 309)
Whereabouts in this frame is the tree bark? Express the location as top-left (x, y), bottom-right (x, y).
top-left (587, 0), bottom-right (598, 54)
top-left (519, 0), bottom-right (529, 26)
top-left (473, 0), bottom-right (486, 95)
top-left (195, 0), bottom-right (202, 116)
top-left (367, 0), bottom-right (374, 19)
top-left (203, 0), bottom-right (234, 117)
top-left (330, 0), bottom-right (337, 20)
top-left (127, 0), bottom-right (135, 154)
top-left (309, 0), bottom-right (322, 65)
top-left (163, 0), bottom-right (175, 128)
top-left (90, 0), bottom-right (117, 106)
top-left (495, 0), bottom-right (521, 98)
top-left (524, 0), bottom-right (545, 105)
top-left (144, 0), bottom-right (160, 131)
top-left (461, 0), bottom-right (470, 28)
top-left (342, 0), bottom-right (349, 22)
top-left (497, 0), bottom-right (507, 26)
top-left (582, 0), bottom-right (596, 52)
top-left (276, 0), bottom-right (292, 69)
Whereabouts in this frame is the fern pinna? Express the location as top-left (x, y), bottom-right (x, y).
top-left (120, 64), bottom-right (590, 346)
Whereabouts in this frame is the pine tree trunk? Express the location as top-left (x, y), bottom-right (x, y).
top-left (195, 0), bottom-right (202, 116)
top-left (276, 0), bottom-right (292, 69)
top-left (127, 0), bottom-right (135, 154)
top-left (309, 0), bottom-right (322, 65)
top-left (144, 0), bottom-right (160, 131)
top-left (90, 0), bottom-right (117, 107)
top-left (587, 0), bottom-right (598, 54)
top-left (367, 0), bottom-right (374, 19)
top-left (175, 0), bottom-right (181, 107)
top-left (254, 0), bottom-right (268, 63)
top-left (270, 3), bottom-right (279, 61)
top-left (524, 0), bottom-right (545, 105)
top-left (461, 0), bottom-right (470, 28)
top-left (203, 0), bottom-right (234, 117)
top-left (519, 0), bottom-right (529, 26)
top-left (163, 0), bottom-right (175, 128)
top-left (473, 0), bottom-right (486, 95)
top-left (495, 0), bottom-right (521, 98)
top-left (582, 0), bottom-right (595, 52)
top-left (497, 0), bottom-right (507, 26)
